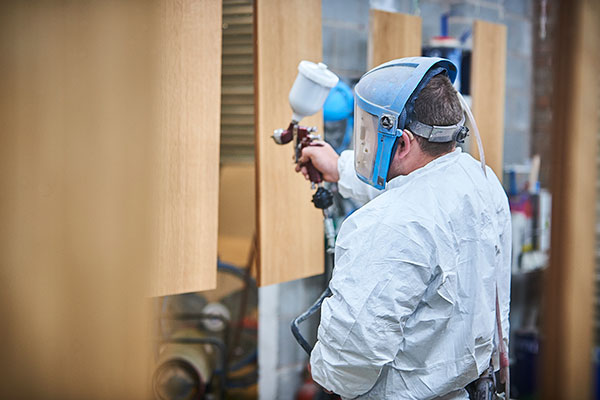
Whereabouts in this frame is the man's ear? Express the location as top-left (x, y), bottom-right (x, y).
top-left (394, 129), bottom-right (414, 160)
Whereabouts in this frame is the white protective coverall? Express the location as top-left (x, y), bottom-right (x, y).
top-left (310, 148), bottom-right (511, 400)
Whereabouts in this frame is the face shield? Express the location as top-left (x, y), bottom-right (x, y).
top-left (353, 103), bottom-right (380, 184)
top-left (352, 57), bottom-right (460, 189)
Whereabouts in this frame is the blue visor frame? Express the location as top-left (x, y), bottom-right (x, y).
top-left (354, 57), bottom-right (458, 189)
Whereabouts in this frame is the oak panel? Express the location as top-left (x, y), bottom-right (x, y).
top-left (470, 20), bottom-right (507, 179)
top-left (368, 10), bottom-right (422, 69)
top-left (0, 2), bottom-right (156, 397)
top-left (153, 0), bottom-right (222, 296)
top-left (255, 0), bottom-right (324, 286)
top-left (541, 1), bottom-right (599, 398)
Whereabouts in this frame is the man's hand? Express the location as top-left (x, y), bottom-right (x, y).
top-left (295, 141), bottom-right (340, 182)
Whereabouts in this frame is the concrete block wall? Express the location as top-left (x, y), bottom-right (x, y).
top-left (322, 0), bottom-right (534, 165)
top-left (322, 0), bottom-right (370, 79)
top-left (502, 1), bottom-right (534, 166)
top-left (259, 1), bottom-right (534, 399)
top-left (258, 275), bottom-right (325, 400)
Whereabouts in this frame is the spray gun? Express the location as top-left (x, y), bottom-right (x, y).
top-left (273, 62), bottom-right (339, 356)
top-left (272, 61), bottom-right (339, 253)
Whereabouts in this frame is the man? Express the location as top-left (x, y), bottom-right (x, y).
top-left (296, 57), bottom-right (511, 399)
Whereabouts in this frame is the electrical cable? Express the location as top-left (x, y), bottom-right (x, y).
top-left (291, 251), bottom-right (336, 355)
top-left (291, 287), bottom-right (332, 355)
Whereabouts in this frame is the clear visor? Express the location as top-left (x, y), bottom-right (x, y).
top-left (353, 103), bottom-right (380, 182)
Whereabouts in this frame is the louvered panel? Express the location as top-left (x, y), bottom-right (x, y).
top-left (223, 15), bottom-right (252, 25)
top-left (222, 115), bottom-right (254, 125)
top-left (222, 25), bottom-right (253, 35)
top-left (221, 137), bottom-right (255, 146)
top-left (223, 44), bottom-right (253, 56)
top-left (223, 75), bottom-right (254, 84)
top-left (222, 104), bottom-right (254, 114)
top-left (221, 0), bottom-right (254, 163)
top-left (220, 148), bottom-right (255, 160)
top-left (222, 95), bottom-right (254, 105)
top-left (223, 36), bottom-right (253, 46)
top-left (222, 85), bottom-right (253, 95)
top-left (223, 54), bottom-right (253, 65)
top-left (223, 5), bottom-right (252, 15)
top-left (222, 128), bottom-right (255, 137)
top-left (223, 64), bottom-right (254, 75)
top-left (223, 0), bottom-right (250, 5)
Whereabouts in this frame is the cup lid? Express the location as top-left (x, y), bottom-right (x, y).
top-left (297, 61), bottom-right (339, 88)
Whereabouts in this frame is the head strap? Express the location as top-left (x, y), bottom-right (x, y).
top-left (407, 113), bottom-right (469, 143)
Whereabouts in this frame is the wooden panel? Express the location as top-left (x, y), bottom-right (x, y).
top-left (541, 0), bottom-right (599, 398)
top-left (0, 2), bottom-right (156, 398)
top-left (368, 10), bottom-right (422, 69)
top-left (218, 162), bottom-right (256, 269)
top-left (470, 20), bottom-right (507, 179)
top-left (153, 0), bottom-right (222, 296)
top-left (219, 163), bottom-right (256, 239)
top-left (255, 0), bottom-right (324, 286)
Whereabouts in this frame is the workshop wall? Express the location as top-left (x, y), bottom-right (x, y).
top-left (322, 0), bottom-right (533, 166)
top-left (258, 275), bottom-right (325, 399)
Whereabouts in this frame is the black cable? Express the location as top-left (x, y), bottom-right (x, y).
top-left (290, 287), bottom-right (333, 355)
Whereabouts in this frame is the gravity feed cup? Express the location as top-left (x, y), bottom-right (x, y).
top-left (289, 61), bottom-right (339, 123)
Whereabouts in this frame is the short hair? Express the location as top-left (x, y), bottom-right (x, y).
top-left (411, 73), bottom-right (463, 157)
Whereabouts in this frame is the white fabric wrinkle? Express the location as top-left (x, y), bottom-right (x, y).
top-left (311, 150), bottom-right (511, 399)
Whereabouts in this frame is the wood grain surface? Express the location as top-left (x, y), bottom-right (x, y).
top-left (255, 0), bottom-right (325, 286)
top-left (153, 0), bottom-right (222, 296)
top-left (218, 162), bottom-right (256, 276)
top-left (0, 2), bottom-right (156, 397)
top-left (470, 20), bottom-right (507, 179)
top-left (368, 10), bottom-right (422, 69)
top-left (542, 0), bottom-right (599, 398)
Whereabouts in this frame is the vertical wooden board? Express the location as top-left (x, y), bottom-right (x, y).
top-left (542, 0), bottom-right (599, 398)
top-left (218, 162), bottom-right (256, 273)
top-left (153, 0), bottom-right (222, 296)
top-left (211, 163), bottom-right (256, 302)
top-left (219, 163), bottom-right (256, 240)
top-left (368, 10), bottom-right (422, 69)
top-left (255, 0), bottom-right (324, 286)
top-left (470, 20), bottom-right (507, 179)
top-left (0, 2), bottom-right (156, 398)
